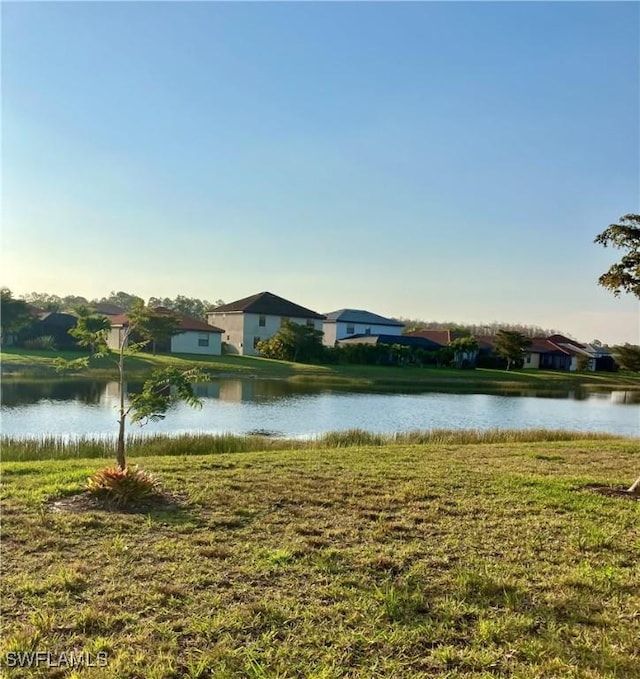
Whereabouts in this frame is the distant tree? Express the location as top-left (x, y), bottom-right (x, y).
top-left (400, 319), bottom-right (564, 338)
top-left (257, 321), bottom-right (324, 363)
top-left (594, 214), bottom-right (640, 298)
top-left (1, 288), bottom-right (33, 344)
top-left (61, 295), bottom-right (89, 310)
top-left (128, 302), bottom-right (181, 355)
top-left (493, 330), bottom-right (531, 371)
top-left (576, 354), bottom-right (592, 372)
top-left (21, 292), bottom-right (63, 312)
top-left (435, 346), bottom-right (455, 368)
top-left (612, 345), bottom-right (640, 373)
top-left (449, 336), bottom-right (479, 369)
top-left (97, 291), bottom-right (144, 312)
top-left (147, 295), bottom-right (213, 321)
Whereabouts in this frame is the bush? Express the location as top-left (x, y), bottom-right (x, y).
top-left (86, 466), bottom-right (162, 506)
top-left (23, 335), bottom-right (57, 351)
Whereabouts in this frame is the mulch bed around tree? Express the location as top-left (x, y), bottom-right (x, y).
top-left (47, 491), bottom-right (186, 514)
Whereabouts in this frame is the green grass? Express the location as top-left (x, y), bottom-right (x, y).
top-left (1, 436), bottom-right (639, 677)
top-left (3, 346), bottom-right (640, 391)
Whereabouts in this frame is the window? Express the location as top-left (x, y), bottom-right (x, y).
top-left (259, 315), bottom-right (266, 327)
top-left (198, 333), bottom-right (209, 347)
top-left (306, 319), bottom-right (314, 327)
top-left (253, 336), bottom-right (261, 349)
top-left (364, 327), bottom-right (371, 335)
top-left (226, 335), bottom-right (230, 341)
top-left (346, 324), bottom-right (355, 335)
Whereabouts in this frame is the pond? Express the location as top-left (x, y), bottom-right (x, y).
top-left (1, 378), bottom-right (639, 439)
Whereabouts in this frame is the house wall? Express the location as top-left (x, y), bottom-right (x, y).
top-left (207, 311), bottom-right (323, 356)
top-left (207, 312), bottom-right (244, 355)
top-left (106, 327), bottom-right (127, 351)
top-left (523, 352), bottom-right (540, 369)
top-left (323, 321), bottom-right (403, 346)
top-left (171, 331), bottom-right (222, 356)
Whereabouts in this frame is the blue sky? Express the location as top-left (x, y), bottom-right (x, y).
top-left (2, 1), bottom-right (639, 344)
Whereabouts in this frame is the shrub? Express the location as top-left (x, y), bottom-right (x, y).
top-left (86, 466), bottom-right (162, 506)
top-left (23, 335), bottom-right (57, 351)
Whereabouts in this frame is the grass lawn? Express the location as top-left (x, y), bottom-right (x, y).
top-left (2, 347), bottom-right (639, 392)
top-left (1, 438), bottom-right (639, 678)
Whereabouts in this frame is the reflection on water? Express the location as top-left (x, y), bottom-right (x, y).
top-left (1, 377), bottom-right (639, 439)
top-left (4, 378), bottom-right (640, 408)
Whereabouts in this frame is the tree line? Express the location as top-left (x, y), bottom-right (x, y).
top-left (14, 290), bottom-right (224, 321)
top-left (400, 319), bottom-right (569, 340)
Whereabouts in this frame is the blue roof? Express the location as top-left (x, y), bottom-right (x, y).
top-left (323, 309), bottom-right (404, 327)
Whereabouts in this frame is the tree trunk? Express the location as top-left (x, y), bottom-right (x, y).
top-left (116, 416), bottom-right (126, 470)
top-left (116, 336), bottom-right (127, 469)
top-left (628, 475), bottom-right (640, 494)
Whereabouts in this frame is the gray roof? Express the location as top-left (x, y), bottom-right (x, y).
top-left (323, 309), bottom-right (404, 327)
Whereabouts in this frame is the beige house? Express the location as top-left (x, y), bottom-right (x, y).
top-left (207, 291), bottom-right (325, 356)
top-left (107, 308), bottom-right (224, 356)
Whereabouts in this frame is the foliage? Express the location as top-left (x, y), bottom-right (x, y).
top-left (23, 335), bottom-right (56, 351)
top-left (86, 465), bottom-right (162, 506)
top-left (129, 367), bottom-right (204, 425)
top-left (58, 307), bottom-right (206, 469)
top-left (18, 292), bottom-right (91, 312)
top-left (68, 309), bottom-right (111, 354)
top-left (594, 213), bottom-right (640, 298)
top-left (493, 330), bottom-right (531, 371)
top-left (257, 320), bottom-right (324, 362)
top-left (612, 344), bottom-right (640, 373)
top-left (0, 288), bottom-right (33, 343)
top-left (576, 353), bottom-right (591, 372)
top-left (96, 291), bottom-right (144, 312)
top-left (594, 215), bottom-right (640, 493)
top-left (448, 336), bottom-right (479, 369)
top-left (128, 302), bottom-right (181, 354)
top-left (147, 295), bottom-right (222, 321)
top-left (400, 319), bottom-right (564, 337)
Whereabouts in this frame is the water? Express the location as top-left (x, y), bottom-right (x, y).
top-left (1, 378), bottom-right (639, 439)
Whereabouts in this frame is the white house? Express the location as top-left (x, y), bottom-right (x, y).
top-left (206, 291), bottom-right (325, 356)
top-left (107, 308), bottom-right (224, 356)
top-left (322, 309), bottom-right (404, 346)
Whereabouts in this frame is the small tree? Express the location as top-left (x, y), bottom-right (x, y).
top-left (493, 330), bottom-right (531, 371)
top-left (595, 214), bottom-right (640, 494)
top-left (449, 336), bottom-right (479, 369)
top-left (128, 302), bottom-right (181, 354)
top-left (257, 321), bottom-right (324, 363)
top-left (58, 315), bottom-right (205, 470)
top-left (612, 344), bottom-right (640, 373)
